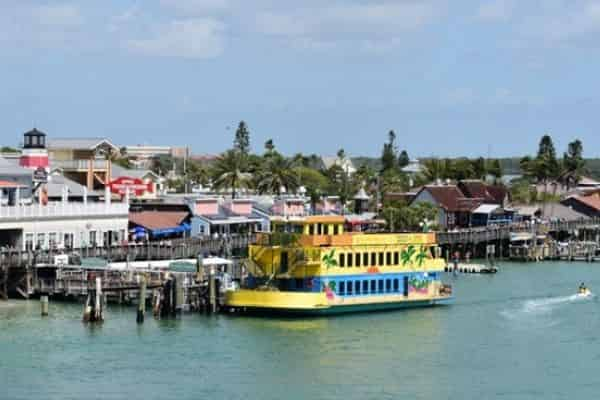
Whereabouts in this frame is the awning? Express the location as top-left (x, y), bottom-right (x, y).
top-left (472, 204), bottom-right (501, 214)
top-left (151, 222), bottom-right (191, 237)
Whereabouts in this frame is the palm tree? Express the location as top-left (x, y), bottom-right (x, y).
top-left (415, 246), bottom-right (429, 267)
top-left (211, 150), bottom-right (251, 199)
top-left (322, 250), bottom-right (338, 269)
top-left (256, 155), bottom-right (299, 195)
top-left (400, 245), bottom-right (416, 267)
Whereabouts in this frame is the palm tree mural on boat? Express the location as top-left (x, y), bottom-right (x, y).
top-left (400, 245), bottom-right (416, 267)
top-left (322, 249), bottom-right (338, 269)
top-left (415, 246), bottom-right (429, 268)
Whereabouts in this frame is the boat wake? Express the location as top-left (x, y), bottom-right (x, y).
top-left (501, 293), bottom-right (593, 321)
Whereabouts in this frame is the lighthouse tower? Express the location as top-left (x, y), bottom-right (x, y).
top-left (19, 128), bottom-right (49, 171)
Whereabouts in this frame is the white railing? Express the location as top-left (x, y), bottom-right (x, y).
top-left (50, 159), bottom-right (108, 170)
top-left (0, 202), bottom-right (129, 220)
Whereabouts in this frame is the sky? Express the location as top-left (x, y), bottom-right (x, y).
top-left (2, 0), bottom-right (600, 158)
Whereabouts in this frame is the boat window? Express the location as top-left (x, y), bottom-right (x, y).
top-left (347, 281), bottom-right (353, 295)
top-left (355, 281), bottom-right (361, 295)
top-left (393, 252), bottom-right (399, 265)
top-left (355, 253), bottom-right (361, 267)
top-left (393, 279), bottom-right (399, 292)
top-left (339, 253), bottom-right (345, 267)
top-left (363, 253), bottom-right (369, 266)
top-left (347, 253), bottom-right (353, 267)
top-left (309, 224), bottom-right (314, 235)
top-left (378, 280), bottom-right (384, 293)
top-left (333, 224), bottom-right (339, 235)
top-left (317, 223), bottom-right (323, 235)
top-left (386, 279), bottom-right (391, 292)
top-left (371, 252), bottom-right (376, 266)
top-left (386, 252), bottom-right (391, 266)
top-left (362, 280), bottom-right (369, 294)
top-left (295, 278), bottom-right (303, 289)
top-left (378, 252), bottom-right (384, 266)
top-left (339, 281), bottom-right (345, 295)
top-left (370, 280), bottom-right (376, 293)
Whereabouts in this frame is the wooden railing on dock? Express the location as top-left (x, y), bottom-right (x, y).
top-left (0, 234), bottom-right (255, 268)
top-left (436, 218), bottom-right (600, 245)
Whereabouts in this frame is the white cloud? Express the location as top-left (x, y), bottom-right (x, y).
top-left (255, 1), bottom-right (441, 49)
top-left (126, 19), bottom-right (225, 59)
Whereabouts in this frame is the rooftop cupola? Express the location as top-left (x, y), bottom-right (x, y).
top-left (23, 128), bottom-right (47, 149)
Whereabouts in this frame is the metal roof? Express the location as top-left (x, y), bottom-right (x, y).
top-left (46, 173), bottom-right (102, 198)
top-left (48, 137), bottom-right (118, 151)
top-left (0, 157), bottom-right (32, 176)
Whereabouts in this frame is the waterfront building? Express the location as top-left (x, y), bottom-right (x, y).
top-left (188, 197), bottom-right (267, 237)
top-left (561, 193), bottom-right (600, 218)
top-left (48, 137), bottom-right (119, 191)
top-left (0, 188), bottom-right (128, 250)
top-left (225, 215), bottom-right (451, 315)
top-left (110, 164), bottom-right (163, 199)
top-left (0, 157), bottom-right (33, 202)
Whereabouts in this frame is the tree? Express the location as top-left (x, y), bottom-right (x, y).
top-left (471, 157), bottom-right (487, 180)
top-left (382, 201), bottom-right (438, 232)
top-left (234, 121), bottom-right (251, 155)
top-left (381, 130), bottom-right (397, 173)
top-left (563, 139), bottom-right (585, 187)
top-left (264, 139), bottom-right (275, 154)
top-left (211, 150), bottom-right (251, 198)
top-left (296, 166), bottom-right (329, 212)
top-left (398, 150), bottom-right (410, 169)
top-left (256, 154), bottom-right (299, 195)
top-left (487, 159), bottom-right (503, 183)
top-left (450, 158), bottom-right (474, 181)
top-left (535, 134), bottom-right (560, 181)
top-left (0, 146), bottom-right (19, 153)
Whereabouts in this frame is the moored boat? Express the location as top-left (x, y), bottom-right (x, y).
top-left (225, 216), bottom-right (452, 315)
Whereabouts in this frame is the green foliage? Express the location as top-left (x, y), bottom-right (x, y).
top-left (563, 139), bottom-right (585, 184)
top-left (234, 121), bottom-right (251, 155)
top-left (150, 154), bottom-right (177, 176)
top-left (381, 130), bottom-right (397, 173)
top-left (471, 157), bottom-right (487, 180)
top-left (487, 159), bottom-right (503, 182)
top-left (383, 201), bottom-right (438, 232)
top-left (211, 149), bottom-right (251, 198)
top-left (296, 166), bottom-right (329, 210)
top-left (0, 146), bottom-right (19, 153)
top-left (398, 150), bottom-right (410, 168)
top-left (256, 153), bottom-right (299, 195)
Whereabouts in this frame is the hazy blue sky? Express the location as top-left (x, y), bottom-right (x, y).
top-left (2, 0), bottom-right (600, 158)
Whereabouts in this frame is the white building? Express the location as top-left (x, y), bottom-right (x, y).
top-left (0, 189), bottom-right (129, 250)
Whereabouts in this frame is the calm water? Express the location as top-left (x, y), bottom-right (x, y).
top-left (2, 262), bottom-right (600, 400)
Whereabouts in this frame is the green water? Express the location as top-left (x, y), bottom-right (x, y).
top-left (2, 262), bottom-right (600, 400)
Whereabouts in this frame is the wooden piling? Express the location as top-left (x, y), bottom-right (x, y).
top-left (40, 295), bottom-right (49, 316)
top-left (209, 266), bottom-right (217, 314)
top-left (137, 275), bottom-right (146, 324)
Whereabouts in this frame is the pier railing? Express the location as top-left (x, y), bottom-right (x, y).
top-left (0, 202), bottom-right (129, 220)
top-left (0, 234), bottom-right (255, 268)
top-left (436, 218), bottom-right (600, 245)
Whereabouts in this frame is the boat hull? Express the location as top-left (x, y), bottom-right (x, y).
top-left (225, 289), bottom-right (452, 316)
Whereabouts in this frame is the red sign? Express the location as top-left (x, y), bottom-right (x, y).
top-left (108, 176), bottom-right (153, 196)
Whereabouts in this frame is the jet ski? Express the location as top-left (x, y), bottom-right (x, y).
top-left (577, 287), bottom-right (592, 298)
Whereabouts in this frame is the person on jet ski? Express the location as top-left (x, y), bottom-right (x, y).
top-left (579, 282), bottom-right (588, 294)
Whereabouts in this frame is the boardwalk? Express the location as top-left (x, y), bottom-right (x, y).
top-left (0, 234), bottom-right (254, 268)
top-left (436, 218), bottom-right (600, 246)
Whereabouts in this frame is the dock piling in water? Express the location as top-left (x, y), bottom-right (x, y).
top-left (137, 275), bottom-right (147, 324)
top-left (40, 295), bottom-right (49, 316)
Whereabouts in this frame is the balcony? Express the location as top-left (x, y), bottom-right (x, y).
top-left (50, 159), bottom-right (108, 171)
top-left (0, 202), bottom-right (129, 221)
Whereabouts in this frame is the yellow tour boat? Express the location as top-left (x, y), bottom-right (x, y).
top-left (225, 216), bottom-right (452, 315)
